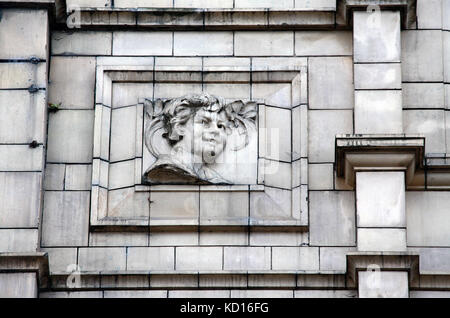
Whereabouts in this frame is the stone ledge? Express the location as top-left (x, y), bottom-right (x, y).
top-left (0, 252), bottom-right (49, 288)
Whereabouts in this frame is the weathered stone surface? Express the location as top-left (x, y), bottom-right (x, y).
top-left (114, 0), bottom-right (171, 7)
top-left (52, 32), bottom-right (112, 55)
top-left (46, 110), bottom-right (94, 163)
top-left (113, 82), bottom-right (153, 107)
top-left (0, 62), bottom-right (46, 89)
top-left (150, 231), bottom-right (198, 246)
top-left (309, 164), bottom-right (333, 190)
top-left (41, 191), bottom-right (90, 247)
top-left (176, 247), bottom-right (222, 271)
top-left (78, 248), bottom-right (127, 272)
top-left (113, 32), bottom-right (173, 56)
top-left (272, 247), bottom-right (319, 271)
top-left (42, 248), bottom-right (78, 273)
top-left (44, 164), bottom-right (65, 191)
top-left (127, 247), bottom-right (175, 270)
top-left (169, 290), bottom-right (230, 298)
top-left (0, 145), bottom-right (43, 171)
top-left (0, 9), bottom-right (48, 59)
top-left (0, 273), bottom-right (37, 298)
top-left (409, 248), bottom-right (450, 273)
top-left (308, 110), bottom-right (353, 162)
top-left (49, 56), bottom-right (96, 109)
top-left (353, 11), bottom-right (401, 63)
top-left (223, 247), bottom-right (271, 270)
top-left (358, 271), bottom-right (408, 298)
top-left (295, 31), bottom-right (352, 56)
top-left (235, 0), bottom-right (293, 8)
top-left (107, 187), bottom-right (150, 219)
top-left (90, 232), bottom-right (148, 246)
top-left (410, 291), bottom-right (450, 298)
top-left (403, 83), bottom-right (445, 109)
top-left (357, 228), bottom-right (406, 252)
top-left (402, 30), bottom-right (444, 82)
top-left (0, 229), bottom-right (38, 252)
top-left (403, 109), bottom-right (446, 154)
top-left (40, 291), bottom-right (103, 298)
top-left (150, 191), bottom-right (199, 225)
top-left (309, 191), bottom-right (356, 246)
top-left (249, 231), bottom-right (307, 246)
top-left (0, 172), bottom-right (41, 228)
top-left (65, 164), bottom-right (92, 191)
top-left (0, 90), bottom-right (46, 143)
top-left (200, 192), bottom-right (249, 225)
top-left (174, 32), bottom-right (233, 56)
top-left (104, 290), bottom-right (168, 298)
top-left (230, 290), bottom-right (293, 298)
top-left (235, 32), bottom-right (294, 56)
top-left (319, 247), bottom-right (356, 272)
top-left (175, 0), bottom-right (233, 8)
top-left (444, 30), bottom-right (450, 83)
top-left (354, 63), bottom-right (401, 90)
top-left (406, 191), bottom-right (450, 247)
top-left (309, 57), bottom-right (354, 110)
top-left (260, 106), bottom-right (291, 162)
top-left (295, 290), bottom-right (356, 298)
top-left (417, 0), bottom-right (443, 29)
top-left (356, 172), bottom-right (406, 228)
top-left (200, 231), bottom-right (248, 246)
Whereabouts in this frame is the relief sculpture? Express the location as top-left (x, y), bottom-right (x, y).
top-left (143, 93), bottom-right (257, 184)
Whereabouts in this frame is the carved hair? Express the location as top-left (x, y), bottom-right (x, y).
top-left (144, 93), bottom-right (257, 158)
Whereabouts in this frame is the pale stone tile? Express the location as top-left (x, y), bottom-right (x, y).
top-left (176, 247), bottom-right (222, 271)
top-left (174, 32), bottom-right (233, 56)
top-left (44, 164), bottom-right (65, 191)
top-left (410, 248), bottom-right (450, 273)
top-left (64, 164), bottom-right (92, 191)
top-left (66, 0), bottom-right (111, 7)
top-left (309, 57), bottom-right (354, 110)
top-left (356, 171), bottom-right (406, 227)
top-left (104, 290), bottom-right (167, 298)
top-left (353, 11), bottom-right (401, 63)
top-left (447, 111), bottom-right (450, 153)
top-left (295, 290), bottom-right (357, 298)
top-left (235, 0), bottom-right (293, 8)
top-left (0, 229), bottom-right (38, 253)
top-left (203, 83), bottom-right (250, 100)
top-left (110, 106), bottom-right (138, 162)
top-left (272, 247), bottom-right (319, 271)
top-left (358, 271), bottom-right (408, 298)
top-left (89, 232), bottom-right (148, 246)
top-left (319, 247), bottom-right (356, 271)
top-left (127, 247), bottom-right (175, 271)
top-left (252, 83), bottom-right (291, 108)
top-left (114, 0), bottom-right (171, 7)
top-left (150, 231), bottom-right (199, 246)
top-left (402, 30), bottom-right (444, 82)
top-left (262, 106), bottom-right (291, 162)
top-left (0, 172), bottom-right (41, 227)
top-left (357, 228), bottom-right (406, 252)
top-left (42, 248), bottom-right (78, 273)
top-left (150, 275), bottom-right (198, 288)
top-left (0, 273), bottom-right (37, 298)
top-left (403, 109), bottom-right (446, 154)
top-left (0, 62), bottom-right (46, 89)
top-left (444, 30), bottom-right (450, 83)
top-left (248, 274), bottom-right (296, 288)
top-left (175, 0), bottom-right (233, 8)
top-left (113, 83), bottom-right (153, 107)
top-left (295, 0), bottom-right (336, 9)
top-left (40, 291), bottom-right (103, 298)
top-left (203, 57), bottom-right (250, 72)
top-left (309, 191), bottom-right (356, 246)
top-left (108, 160), bottom-right (135, 189)
top-left (199, 231), bottom-right (248, 246)
top-left (308, 110), bottom-right (353, 163)
top-left (231, 290), bottom-right (293, 298)
top-left (155, 57), bottom-right (202, 71)
top-left (154, 83), bottom-right (203, 99)
top-left (235, 32), bottom-right (294, 56)
top-left (354, 63), bottom-right (401, 90)
top-left (169, 290), bottom-right (230, 298)
top-left (52, 31), bottom-right (112, 55)
top-left (264, 161), bottom-right (292, 190)
top-left (308, 164), bottom-right (333, 190)
top-left (0, 9), bottom-right (48, 59)
top-left (113, 31), bottom-right (173, 56)
top-left (0, 90), bottom-right (46, 143)
top-left (249, 231), bottom-right (308, 246)
top-left (250, 187), bottom-right (293, 223)
top-left (107, 187), bottom-right (150, 219)
top-left (0, 145), bottom-right (43, 171)
top-left (223, 247), bottom-right (271, 270)
top-left (200, 192), bottom-right (248, 225)
top-left (47, 110), bottom-right (94, 163)
top-left (78, 247), bottom-right (127, 272)
top-left (41, 191), bottom-right (90, 247)
top-left (417, 0), bottom-right (442, 29)
top-left (150, 191), bottom-right (199, 225)
top-left (406, 191), bottom-right (450, 247)
top-left (403, 83), bottom-right (445, 109)
top-left (295, 31), bottom-right (352, 56)
top-left (355, 90), bottom-right (403, 134)
top-left (49, 56), bottom-right (96, 109)
top-left (410, 291), bottom-right (450, 298)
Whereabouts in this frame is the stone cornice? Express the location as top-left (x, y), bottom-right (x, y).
top-left (0, 252), bottom-right (49, 289)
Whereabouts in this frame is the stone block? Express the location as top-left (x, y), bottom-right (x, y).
top-left (199, 231), bottom-right (248, 246)
top-left (200, 191), bottom-right (249, 226)
top-left (52, 31), bottom-right (112, 55)
top-left (410, 291), bottom-right (450, 298)
top-left (0, 9), bottom-right (48, 59)
top-left (356, 171), bottom-right (406, 228)
top-left (175, 0), bottom-right (233, 8)
top-left (107, 187), bottom-right (150, 219)
top-left (235, 0), bottom-right (293, 8)
top-left (40, 291), bottom-right (103, 298)
top-left (174, 32), bottom-right (233, 56)
top-left (65, 164), bottom-right (91, 190)
top-left (261, 106), bottom-right (291, 162)
top-left (357, 228), bottom-right (406, 252)
top-left (150, 274), bottom-right (198, 288)
top-left (309, 57), bottom-right (353, 110)
top-left (319, 247), bottom-right (356, 272)
top-left (110, 105), bottom-right (140, 162)
top-left (358, 271), bottom-right (408, 298)
top-left (46, 110), bottom-right (94, 163)
top-left (295, 31), bottom-right (352, 56)
top-left (108, 160), bottom-right (135, 190)
top-left (0, 62), bottom-right (46, 89)
top-left (150, 191), bottom-right (199, 225)
top-left (0, 273), bottom-right (37, 298)
top-left (0, 229), bottom-right (38, 252)
top-left (235, 32), bottom-right (294, 56)
top-left (41, 191), bottom-right (90, 247)
top-left (203, 57), bottom-right (250, 72)
top-left (250, 187), bottom-right (294, 223)
top-left (0, 90), bottom-right (46, 144)
top-left (295, 0), bottom-right (336, 9)
top-left (309, 191), bottom-right (356, 246)
top-left (249, 231), bottom-right (308, 246)
top-left (150, 231), bottom-right (198, 246)
top-left (127, 247), bottom-right (175, 271)
top-left (49, 56), bottom-right (96, 109)
top-left (231, 290), bottom-right (293, 298)
top-left (447, 111), bottom-right (450, 153)
top-left (309, 164), bottom-right (333, 190)
top-left (403, 83), bottom-right (445, 109)
top-left (78, 248), bottom-right (126, 272)
top-left (444, 30), bottom-right (450, 83)
top-left (355, 90), bottom-right (403, 134)
top-left (113, 32), bottom-right (172, 56)
top-left (402, 30), bottom-right (443, 82)
top-left (252, 83), bottom-right (292, 108)
top-left (406, 191), bottom-right (450, 247)
top-left (66, 0), bottom-right (111, 7)
top-left (202, 83), bottom-right (250, 100)
top-left (114, 0), bottom-right (171, 7)
top-left (176, 247), bottom-right (222, 271)
top-left (154, 83), bottom-right (203, 99)
top-left (0, 172), bottom-right (41, 228)
top-left (354, 63), bottom-right (401, 90)
top-left (403, 109), bottom-right (446, 154)
top-left (411, 248), bottom-right (450, 273)
top-left (295, 290), bottom-right (357, 298)
top-left (44, 164), bottom-right (65, 191)
top-left (308, 110), bottom-right (353, 163)
top-left (264, 161), bottom-right (292, 190)
top-left (42, 248), bottom-right (78, 273)
top-left (445, 0), bottom-right (450, 30)
top-left (223, 247), bottom-right (271, 270)
top-left (169, 290), bottom-right (230, 298)
top-left (353, 11), bottom-right (401, 63)
top-left (89, 232), bottom-right (148, 246)
top-left (417, 0), bottom-right (442, 29)
top-left (0, 145), bottom-right (43, 171)
top-left (113, 83), bottom-right (153, 108)
top-left (104, 291), bottom-right (167, 298)
top-left (272, 247), bottom-right (319, 271)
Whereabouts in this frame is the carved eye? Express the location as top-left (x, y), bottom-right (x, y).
top-left (202, 119), bottom-right (209, 127)
top-left (217, 123), bottom-right (225, 130)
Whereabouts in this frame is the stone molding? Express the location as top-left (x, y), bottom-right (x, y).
top-left (0, 252), bottom-right (49, 288)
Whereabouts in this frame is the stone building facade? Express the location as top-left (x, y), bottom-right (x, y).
top-left (0, 0), bottom-right (449, 298)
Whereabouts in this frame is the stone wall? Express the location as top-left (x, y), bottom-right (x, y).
top-left (1, 0), bottom-right (450, 298)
